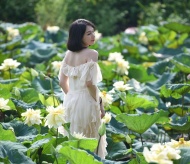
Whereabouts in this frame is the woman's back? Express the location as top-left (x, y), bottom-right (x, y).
top-left (60, 48), bottom-right (100, 91)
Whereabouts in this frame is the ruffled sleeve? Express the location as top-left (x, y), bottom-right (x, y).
top-left (58, 60), bottom-right (68, 79)
top-left (80, 61), bottom-right (102, 85)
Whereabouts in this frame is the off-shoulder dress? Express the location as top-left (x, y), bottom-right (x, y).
top-left (58, 59), bottom-right (107, 158)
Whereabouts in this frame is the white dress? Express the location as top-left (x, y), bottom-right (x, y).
top-left (58, 59), bottom-right (107, 159)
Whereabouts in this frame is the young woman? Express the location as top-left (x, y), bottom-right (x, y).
top-left (58, 19), bottom-right (107, 158)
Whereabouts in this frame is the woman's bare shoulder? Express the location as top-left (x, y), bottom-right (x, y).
top-left (85, 49), bottom-right (99, 62)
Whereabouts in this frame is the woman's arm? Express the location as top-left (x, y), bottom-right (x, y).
top-left (59, 73), bottom-right (69, 94)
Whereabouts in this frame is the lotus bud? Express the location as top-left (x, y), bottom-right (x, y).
top-left (98, 122), bottom-right (106, 136)
top-left (125, 134), bottom-right (132, 144)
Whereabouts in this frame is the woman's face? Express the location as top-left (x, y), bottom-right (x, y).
top-left (82, 25), bottom-right (95, 47)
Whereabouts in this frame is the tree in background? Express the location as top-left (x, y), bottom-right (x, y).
top-left (0, 0), bottom-right (190, 36)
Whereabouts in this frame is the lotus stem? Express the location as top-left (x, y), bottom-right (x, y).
top-left (96, 134), bottom-right (101, 155)
top-left (9, 68), bottom-right (12, 79)
top-left (140, 134), bottom-right (143, 146)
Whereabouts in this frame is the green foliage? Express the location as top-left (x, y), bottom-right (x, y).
top-left (0, 20), bottom-right (190, 163)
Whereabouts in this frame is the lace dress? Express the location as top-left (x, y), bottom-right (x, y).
top-left (58, 59), bottom-right (107, 159)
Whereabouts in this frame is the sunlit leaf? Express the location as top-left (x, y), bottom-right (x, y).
top-left (0, 124), bottom-right (16, 142)
top-left (164, 22), bottom-right (190, 33)
top-left (0, 141), bottom-right (35, 164)
top-left (58, 146), bottom-right (102, 164)
top-left (120, 93), bottom-right (158, 111)
top-left (160, 84), bottom-right (190, 99)
top-left (171, 53), bottom-right (190, 73)
top-left (116, 110), bottom-right (166, 134)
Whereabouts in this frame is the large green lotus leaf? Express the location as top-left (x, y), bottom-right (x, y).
top-left (116, 110), bottom-right (165, 134)
top-left (160, 84), bottom-right (190, 99)
top-left (129, 152), bottom-right (148, 164)
top-left (0, 141), bottom-right (35, 164)
top-left (29, 138), bottom-right (50, 150)
top-left (19, 88), bottom-right (40, 103)
top-left (26, 40), bottom-right (53, 50)
top-left (164, 22), bottom-right (190, 33)
top-left (11, 98), bottom-right (44, 111)
top-left (171, 53), bottom-right (190, 73)
top-left (111, 133), bottom-right (126, 143)
top-left (0, 37), bottom-right (22, 51)
top-left (109, 105), bottom-right (122, 114)
top-left (168, 105), bottom-right (190, 117)
top-left (45, 96), bottom-right (60, 106)
top-left (146, 72), bottom-right (175, 90)
top-left (31, 76), bottom-right (61, 94)
top-left (61, 138), bottom-right (98, 152)
top-left (45, 30), bottom-right (68, 43)
top-left (58, 146), bottom-right (102, 164)
top-left (0, 78), bottom-right (19, 91)
top-left (175, 148), bottom-right (190, 164)
top-left (1, 120), bottom-right (38, 139)
top-left (166, 122), bottom-right (190, 133)
top-left (120, 93), bottom-right (158, 111)
top-left (164, 114), bottom-right (190, 133)
top-left (106, 138), bottom-right (127, 160)
top-left (0, 124), bottom-right (16, 142)
top-left (20, 71), bottom-right (33, 82)
top-left (18, 23), bottom-right (43, 40)
top-left (128, 64), bottom-right (156, 83)
top-left (147, 59), bottom-right (174, 77)
top-left (98, 61), bottom-right (116, 80)
top-left (29, 48), bottom-right (57, 66)
top-left (0, 88), bottom-right (11, 98)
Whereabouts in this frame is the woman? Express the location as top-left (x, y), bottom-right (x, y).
top-left (58, 19), bottom-right (107, 158)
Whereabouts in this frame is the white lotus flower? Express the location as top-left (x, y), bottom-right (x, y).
top-left (138, 32), bottom-right (148, 45)
top-left (166, 138), bottom-right (190, 148)
top-left (143, 143), bottom-right (181, 164)
top-left (0, 58), bottom-right (20, 71)
top-left (45, 104), bottom-right (65, 129)
top-left (6, 27), bottom-right (20, 40)
top-left (0, 98), bottom-right (10, 110)
top-left (21, 108), bottom-right (42, 126)
top-left (113, 81), bottom-right (133, 92)
top-left (47, 26), bottom-right (60, 34)
top-left (99, 91), bottom-right (113, 107)
top-left (116, 58), bottom-right (130, 75)
top-left (94, 30), bottom-right (102, 41)
top-left (102, 112), bottom-right (111, 124)
top-left (108, 52), bottom-right (123, 62)
top-left (51, 61), bottom-right (62, 73)
top-left (73, 132), bottom-right (86, 139)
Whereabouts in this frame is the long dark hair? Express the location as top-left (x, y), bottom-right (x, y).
top-left (67, 19), bottom-right (95, 52)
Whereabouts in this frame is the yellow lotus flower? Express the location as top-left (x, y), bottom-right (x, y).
top-left (113, 81), bottom-right (133, 92)
top-left (0, 58), bottom-right (20, 71)
top-left (102, 112), bottom-right (111, 124)
top-left (116, 59), bottom-right (130, 75)
top-left (166, 138), bottom-right (190, 148)
top-left (45, 104), bottom-right (65, 129)
top-left (138, 32), bottom-right (148, 45)
top-left (99, 91), bottom-right (113, 107)
top-left (0, 98), bottom-right (10, 110)
top-left (51, 61), bottom-right (62, 73)
top-left (143, 143), bottom-right (181, 164)
top-left (6, 27), bottom-right (20, 40)
top-left (47, 26), bottom-right (60, 34)
top-left (108, 52), bottom-right (123, 62)
top-left (21, 108), bottom-right (42, 126)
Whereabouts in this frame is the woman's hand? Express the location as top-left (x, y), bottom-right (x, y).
top-left (100, 98), bottom-right (105, 118)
